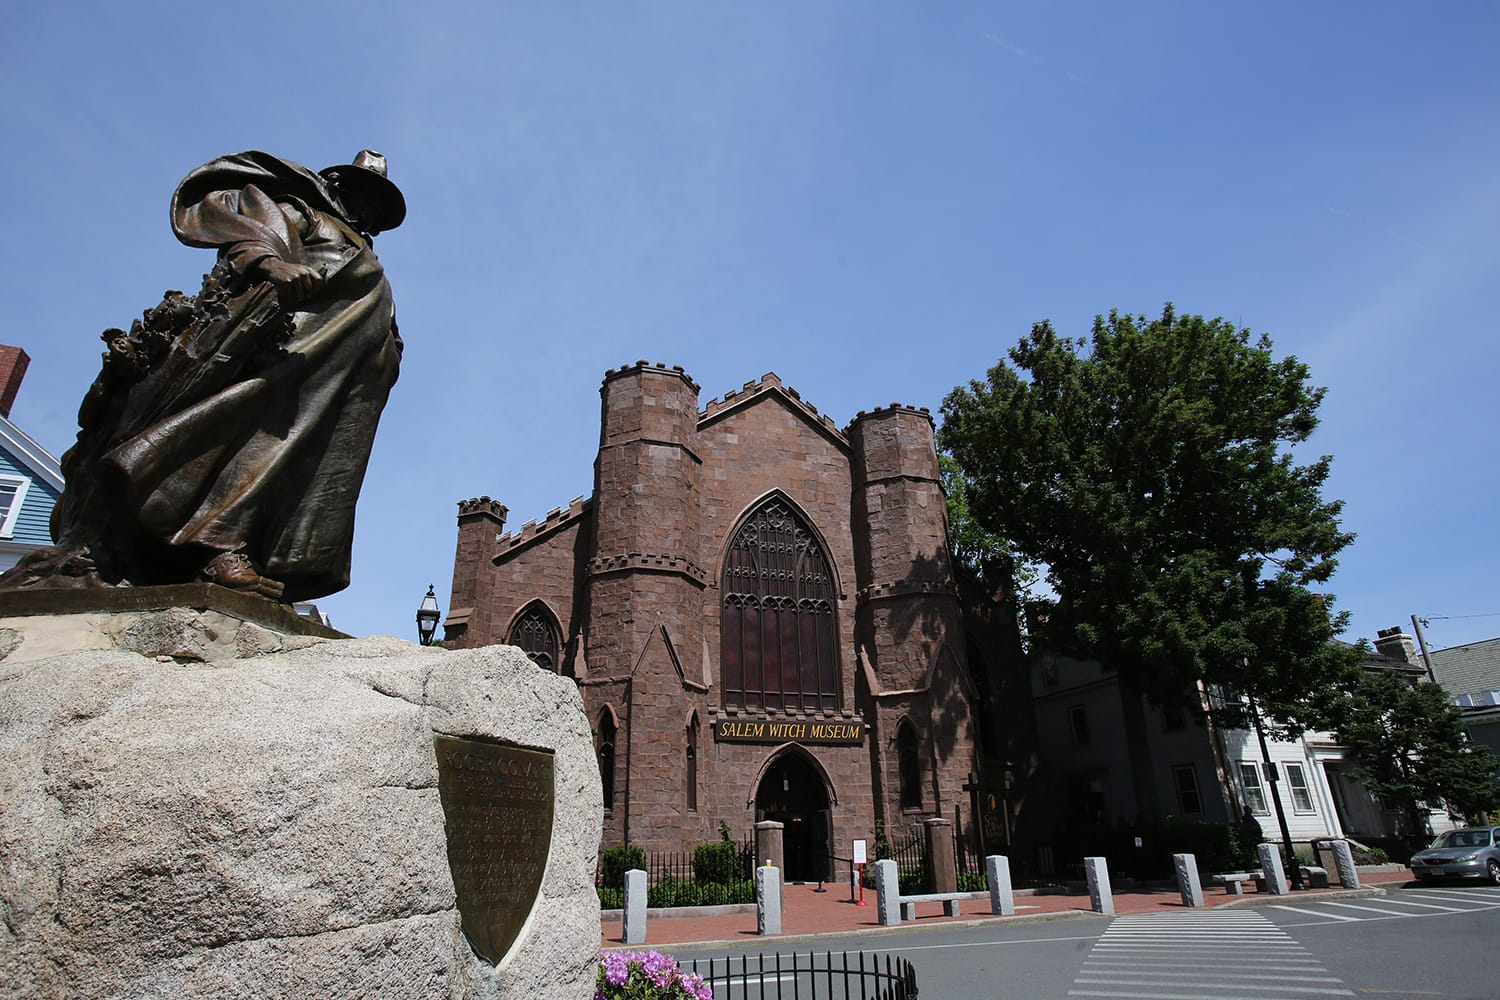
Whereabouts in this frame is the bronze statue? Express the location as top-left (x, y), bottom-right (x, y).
top-left (0, 150), bottom-right (406, 602)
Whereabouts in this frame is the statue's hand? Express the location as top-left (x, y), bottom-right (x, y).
top-left (257, 258), bottom-right (324, 305)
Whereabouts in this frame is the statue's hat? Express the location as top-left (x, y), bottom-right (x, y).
top-left (320, 150), bottom-right (406, 232)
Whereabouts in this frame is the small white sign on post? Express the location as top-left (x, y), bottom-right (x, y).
top-left (853, 839), bottom-right (868, 864)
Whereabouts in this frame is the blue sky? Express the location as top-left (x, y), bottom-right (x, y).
top-left (2, 3), bottom-right (1496, 652)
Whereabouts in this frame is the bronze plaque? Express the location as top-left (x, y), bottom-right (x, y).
top-left (713, 718), bottom-right (865, 745)
top-left (434, 734), bottom-right (555, 965)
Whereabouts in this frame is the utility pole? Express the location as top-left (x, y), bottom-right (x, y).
top-left (1410, 615), bottom-right (1437, 684)
top-left (1248, 693), bottom-right (1304, 890)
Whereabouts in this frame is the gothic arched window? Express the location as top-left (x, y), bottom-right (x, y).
top-left (897, 720), bottom-right (922, 810)
top-left (597, 709), bottom-right (617, 813)
top-left (508, 601), bottom-right (560, 671)
top-left (721, 497), bottom-right (839, 711)
top-left (686, 714), bottom-right (699, 812)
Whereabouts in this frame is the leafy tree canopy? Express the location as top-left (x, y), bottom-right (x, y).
top-left (939, 305), bottom-right (1361, 727)
top-left (1333, 670), bottom-right (1500, 829)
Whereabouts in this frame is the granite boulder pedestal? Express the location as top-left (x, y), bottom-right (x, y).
top-left (0, 589), bottom-right (602, 1000)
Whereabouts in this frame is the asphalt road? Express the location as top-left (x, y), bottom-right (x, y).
top-left (668, 883), bottom-right (1500, 1000)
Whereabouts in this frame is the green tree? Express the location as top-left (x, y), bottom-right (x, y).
top-left (1334, 671), bottom-right (1500, 835)
top-left (939, 306), bottom-right (1362, 730)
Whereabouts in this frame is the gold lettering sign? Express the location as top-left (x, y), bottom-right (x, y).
top-left (434, 735), bottom-right (555, 965)
top-left (713, 718), bottom-right (865, 746)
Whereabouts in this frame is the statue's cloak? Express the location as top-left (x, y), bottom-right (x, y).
top-left (100, 152), bottom-right (401, 602)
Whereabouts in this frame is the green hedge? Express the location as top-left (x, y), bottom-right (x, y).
top-left (598, 879), bottom-right (756, 910)
top-left (599, 844), bottom-right (645, 890)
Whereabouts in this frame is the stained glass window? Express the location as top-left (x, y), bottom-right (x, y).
top-left (509, 602), bottom-right (560, 671)
top-left (720, 498), bottom-right (839, 711)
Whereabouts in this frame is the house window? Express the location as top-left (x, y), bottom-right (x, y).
top-left (1239, 762), bottom-right (1268, 814)
top-left (0, 475), bottom-right (30, 538)
top-left (508, 602), bottom-right (560, 671)
top-left (1285, 762), bottom-right (1316, 813)
top-left (597, 711), bottom-right (617, 813)
top-left (720, 497), bottom-right (839, 711)
top-left (686, 716), bottom-right (699, 812)
top-left (1173, 765), bottom-right (1202, 814)
top-left (1068, 706), bottom-right (1091, 746)
top-left (897, 720), bottom-right (922, 810)
top-left (1161, 706), bottom-right (1186, 732)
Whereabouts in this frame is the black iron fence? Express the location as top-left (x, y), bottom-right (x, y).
top-left (684, 950), bottom-right (918, 999)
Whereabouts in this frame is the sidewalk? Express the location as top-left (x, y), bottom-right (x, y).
top-left (601, 869), bottom-right (1411, 951)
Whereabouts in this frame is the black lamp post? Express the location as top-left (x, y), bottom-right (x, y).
top-left (416, 585), bottom-right (441, 646)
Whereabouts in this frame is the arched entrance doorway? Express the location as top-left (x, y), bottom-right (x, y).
top-left (755, 751), bottom-right (832, 883)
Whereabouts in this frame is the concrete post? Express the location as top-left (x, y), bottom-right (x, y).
top-left (1258, 842), bottom-right (1290, 894)
top-left (1084, 856), bottom-right (1114, 915)
top-left (756, 864), bottom-right (782, 935)
top-left (986, 855), bottom-right (1015, 915)
top-left (622, 868), bottom-right (647, 945)
top-left (874, 858), bottom-right (901, 926)
top-left (1173, 853), bottom-right (1205, 907)
top-left (924, 817), bottom-right (957, 893)
top-left (1329, 839), bottom-right (1360, 888)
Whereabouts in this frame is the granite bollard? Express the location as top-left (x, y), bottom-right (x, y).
top-left (1258, 843), bottom-right (1290, 895)
top-left (756, 865), bottom-right (782, 935)
top-left (986, 855), bottom-right (1015, 915)
top-left (1084, 856), bottom-right (1114, 915)
top-left (1329, 839), bottom-right (1360, 888)
top-left (622, 868), bottom-right (648, 944)
top-left (874, 859), bottom-right (901, 926)
top-left (1173, 853), bottom-right (1205, 907)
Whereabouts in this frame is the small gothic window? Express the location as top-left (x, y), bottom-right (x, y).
top-left (509, 601), bottom-right (560, 671)
top-left (598, 710), bottom-right (617, 813)
top-left (686, 716), bottom-right (699, 812)
top-left (897, 721), bottom-right (922, 810)
top-left (720, 497), bottom-right (839, 711)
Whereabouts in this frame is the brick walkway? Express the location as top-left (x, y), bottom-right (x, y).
top-left (602, 869), bottom-right (1411, 951)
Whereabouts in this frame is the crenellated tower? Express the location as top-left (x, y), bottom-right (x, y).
top-left (584, 361), bottom-right (710, 849)
top-left (848, 404), bottom-right (978, 832)
top-left (444, 497), bottom-right (507, 646)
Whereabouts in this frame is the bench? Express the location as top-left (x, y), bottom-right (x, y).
top-left (1212, 873), bottom-right (1257, 895)
top-left (1302, 866), bottom-right (1329, 888)
top-left (898, 892), bottom-right (966, 921)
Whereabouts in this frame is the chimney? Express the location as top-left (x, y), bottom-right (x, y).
top-left (0, 346), bottom-right (30, 418)
top-left (1374, 625), bottom-right (1419, 665)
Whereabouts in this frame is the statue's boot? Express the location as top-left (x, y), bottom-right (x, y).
top-left (199, 551), bottom-right (285, 601)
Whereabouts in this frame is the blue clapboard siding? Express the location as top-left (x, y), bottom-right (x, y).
top-left (0, 445), bottom-right (60, 544)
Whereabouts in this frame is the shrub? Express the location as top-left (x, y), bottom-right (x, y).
top-left (598, 887), bottom-right (623, 909)
top-left (693, 840), bottom-right (744, 885)
top-left (957, 870), bottom-right (988, 892)
top-left (600, 844), bottom-right (646, 890)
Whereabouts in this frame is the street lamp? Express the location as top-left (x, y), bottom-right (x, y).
top-left (416, 585), bottom-right (441, 646)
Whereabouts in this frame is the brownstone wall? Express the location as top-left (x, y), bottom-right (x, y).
top-left (444, 367), bottom-right (980, 864)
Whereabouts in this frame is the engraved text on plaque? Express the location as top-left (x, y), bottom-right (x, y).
top-left (434, 734), bottom-right (556, 964)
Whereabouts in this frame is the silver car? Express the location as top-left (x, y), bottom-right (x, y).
top-left (1409, 827), bottom-right (1500, 884)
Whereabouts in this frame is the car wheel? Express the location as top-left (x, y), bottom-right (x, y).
top-left (1487, 860), bottom-right (1500, 886)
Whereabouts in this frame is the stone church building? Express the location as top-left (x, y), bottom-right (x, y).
top-left (445, 362), bottom-right (981, 878)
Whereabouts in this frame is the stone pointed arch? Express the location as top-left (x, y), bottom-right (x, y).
top-left (746, 741), bottom-right (839, 808)
top-left (506, 599), bottom-right (562, 672)
top-left (719, 492), bottom-right (842, 712)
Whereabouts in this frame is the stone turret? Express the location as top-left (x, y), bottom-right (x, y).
top-left (848, 404), bottom-right (975, 827)
top-left (445, 497), bottom-right (507, 645)
top-left (585, 362), bottom-right (709, 848)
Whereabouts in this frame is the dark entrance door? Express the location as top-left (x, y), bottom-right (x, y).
top-left (755, 752), bottom-right (832, 883)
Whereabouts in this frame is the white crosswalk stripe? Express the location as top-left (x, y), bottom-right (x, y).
top-left (1268, 885), bottom-right (1500, 925)
top-left (1068, 911), bottom-right (1353, 1000)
